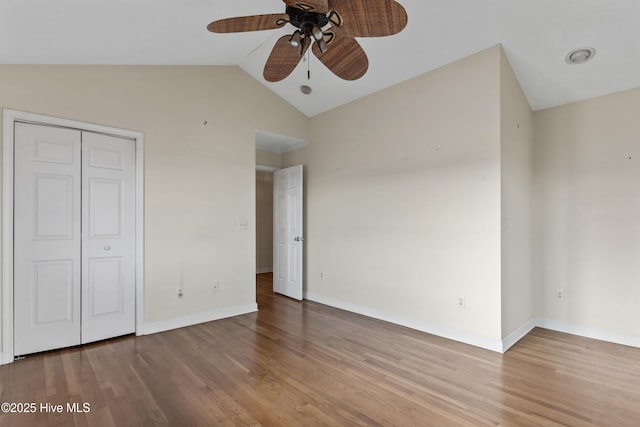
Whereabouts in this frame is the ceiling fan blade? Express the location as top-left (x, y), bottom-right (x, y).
top-left (312, 31), bottom-right (368, 80)
top-left (207, 14), bottom-right (289, 33)
top-left (327, 0), bottom-right (407, 37)
top-left (283, 0), bottom-right (329, 13)
top-left (264, 35), bottom-right (309, 82)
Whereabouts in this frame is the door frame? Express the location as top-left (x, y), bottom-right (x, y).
top-left (2, 109), bottom-right (145, 364)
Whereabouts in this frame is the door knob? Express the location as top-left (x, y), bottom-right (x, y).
top-left (294, 237), bottom-right (305, 242)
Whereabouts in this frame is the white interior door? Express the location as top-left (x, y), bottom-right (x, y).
top-left (13, 122), bottom-right (136, 355)
top-left (81, 132), bottom-right (135, 344)
top-left (273, 165), bottom-right (303, 300)
top-left (14, 123), bottom-right (82, 355)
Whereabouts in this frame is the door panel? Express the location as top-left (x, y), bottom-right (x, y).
top-left (33, 138), bottom-right (75, 164)
top-left (89, 178), bottom-right (123, 238)
top-left (87, 257), bottom-right (123, 317)
top-left (81, 132), bottom-right (135, 344)
top-left (273, 165), bottom-right (303, 300)
top-left (14, 123), bottom-right (82, 355)
top-left (88, 146), bottom-right (125, 170)
top-left (32, 260), bottom-right (74, 325)
top-left (34, 174), bottom-right (74, 239)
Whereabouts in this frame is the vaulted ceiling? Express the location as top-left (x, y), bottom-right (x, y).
top-left (1, 0), bottom-right (639, 117)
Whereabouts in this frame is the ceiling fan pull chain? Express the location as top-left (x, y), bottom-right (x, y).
top-left (307, 48), bottom-right (311, 80)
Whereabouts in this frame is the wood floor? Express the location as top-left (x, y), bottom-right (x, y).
top-left (1, 273), bottom-right (639, 426)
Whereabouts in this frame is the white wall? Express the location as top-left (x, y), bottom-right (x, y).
top-left (0, 65), bottom-right (308, 350)
top-left (284, 46), bottom-right (504, 349)
top-left (500, 50), bottom-right (534, 340)
top-left (534, 87), bottom-right (640, 344)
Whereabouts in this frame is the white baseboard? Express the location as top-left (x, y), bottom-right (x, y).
top-left (256, 267), bottom-right (272, 274)
top-left (305, 292), bottom-right (503, 353)
top-left (140, 303), bottom-right (258, 336)
top-left (502, 318), bottom-right (536, 352)
top-left (536, 317), bottom-right (640, 349)
top-left (304, 292), bottom-right (640, 352)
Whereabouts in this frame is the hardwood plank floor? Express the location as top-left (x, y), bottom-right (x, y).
top-left (1, 273), bottom-right (639, 426)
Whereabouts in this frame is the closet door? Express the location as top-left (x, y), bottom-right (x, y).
top-left (13, 123), bottom-right (82, 355)
top-left (81, 132), bottom-right (136, 343)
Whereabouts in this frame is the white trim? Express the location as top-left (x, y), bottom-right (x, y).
top-left (536, 317), bottom-right (640, 349)
top-left (502, 317), bottom-right (536, 352)
top-left (280, 140), bottom-right (309, 153)
top-left (135, 133), bottom-right (145, 337)
top-left (256, 165), bottom-right (279, 173)
top-left (256, 267), bottom-right (272, 274)
top-left (305, 292), bottom-right (503, 353)
top-left (2, 109), bottom-right (145, 365)
top-left (2, 112), bottom-right (15, 364)
top-left (255, 130), bottom-right (308, 154)
top-left (141, 304), bottom-right (258, 335)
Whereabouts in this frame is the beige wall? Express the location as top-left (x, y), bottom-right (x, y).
top-left (256, 149), bottom-right (282, 169)
top-left (256, 170), bottom-right (274, 272)
top-left (500, 50), bottom-right (534, 339)
top-left (0, 65), bottom-right (308, 345)
top-left (534, 87), bottom-right (640, 339)
top-left (284, 46), bottom-right (504, 348)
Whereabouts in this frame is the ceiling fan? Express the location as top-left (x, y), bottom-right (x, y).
top-left (207, 0), bottom-right (408, 82)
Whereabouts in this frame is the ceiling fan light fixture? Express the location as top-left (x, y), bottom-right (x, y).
top-left (322, 31), bottom-right (335, 45)
top-left (316, 39), bottom-right (328, 53)
top-left (311, 25), bottom-right (324, 41)
top-left (289, 30), bottom-right (303, 48)
top-left (327, 10), bottom-right (342, 27)
top-left (565, 47), bottom-right (596, 65)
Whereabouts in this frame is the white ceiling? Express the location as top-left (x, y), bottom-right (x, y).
top-left (1, 0), bottom-right (640, 117)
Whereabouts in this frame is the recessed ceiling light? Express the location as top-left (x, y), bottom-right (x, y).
top-left (300, 85), bottom-right (312, 95)
top-left (565, 47), bottom-right (596, 65)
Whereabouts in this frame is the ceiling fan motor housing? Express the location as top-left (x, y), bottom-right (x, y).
top-left (286, 6), bottom-right (329, 34)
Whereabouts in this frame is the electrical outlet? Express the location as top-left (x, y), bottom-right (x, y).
top-left (213, 282), bottom-right (220, 293)
top-left (238, 219), bottom-right (248, 231)
top-left (457, 297), bottom-right (466, 308)
top-left (177, 287), bottom-right (184, 298)
top-left (555, 289), bottom-right (564, 302)
top-left (320, 272), bottom-right (325, 279)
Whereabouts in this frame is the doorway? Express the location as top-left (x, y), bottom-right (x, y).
top-left (2, 110), bottom-right (145, 364)
top-left (255, 131), bottom-right (308, 301)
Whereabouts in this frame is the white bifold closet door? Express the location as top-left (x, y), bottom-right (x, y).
top-left (13, 122), bottom-right (135, 356)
